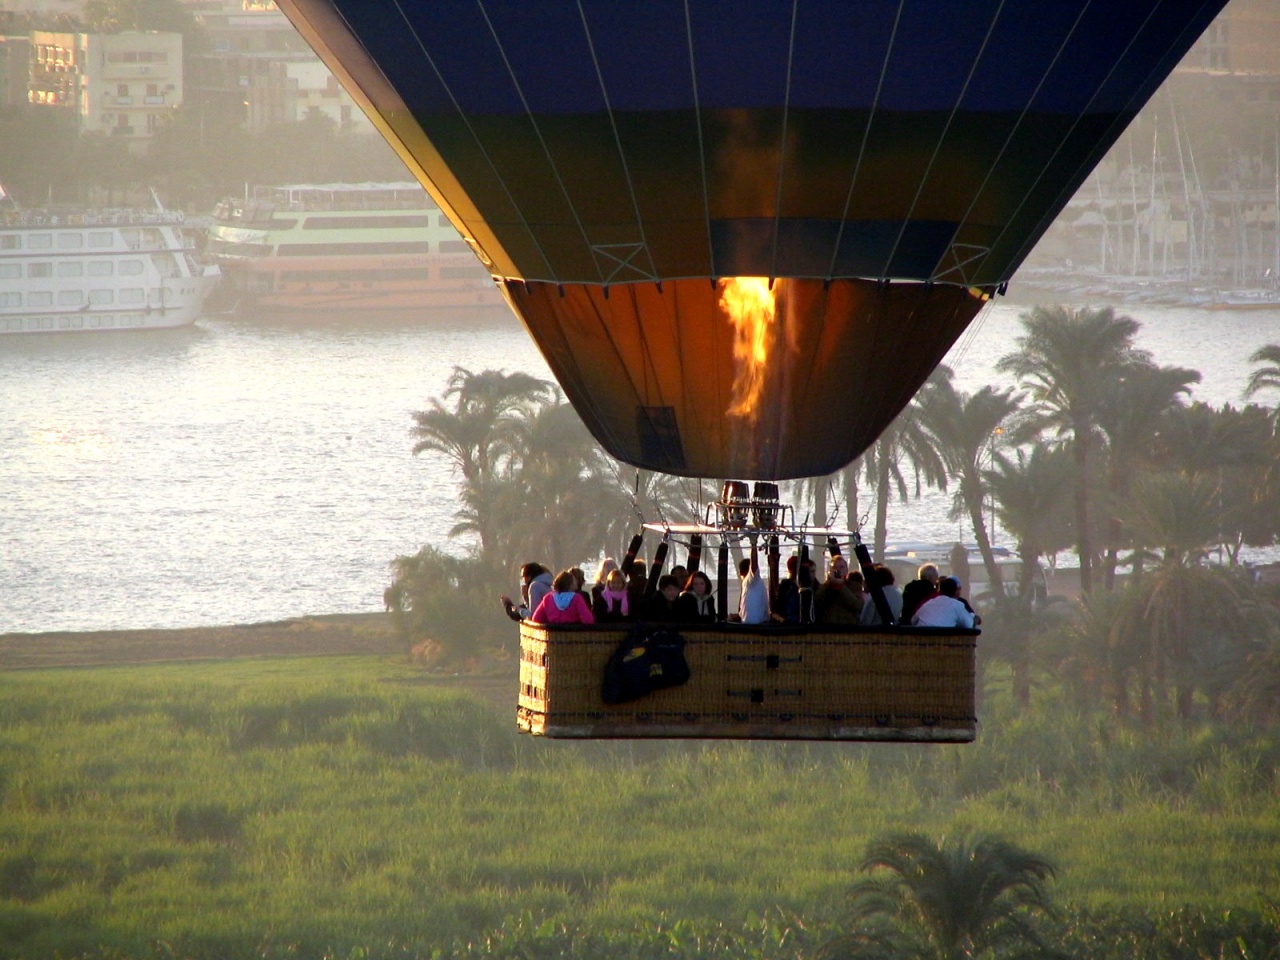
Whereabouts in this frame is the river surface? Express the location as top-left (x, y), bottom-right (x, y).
top-left (2, 299), bottom-right (1278, 633)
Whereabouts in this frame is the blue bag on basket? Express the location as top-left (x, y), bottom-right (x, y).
top-left (602, 624), bottom-right (691, 704)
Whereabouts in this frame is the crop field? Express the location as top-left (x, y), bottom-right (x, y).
top-left (0, 656), bottom-right (1276, 959)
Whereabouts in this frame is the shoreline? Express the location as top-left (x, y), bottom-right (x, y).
top-left (0, 611), bottom-right (402, 670)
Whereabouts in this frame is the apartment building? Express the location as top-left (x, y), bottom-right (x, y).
top-left (29, 30), bottom-right (182, 145)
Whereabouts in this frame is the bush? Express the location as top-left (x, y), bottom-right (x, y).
top-left (384, 546), bottom-right (510, 663)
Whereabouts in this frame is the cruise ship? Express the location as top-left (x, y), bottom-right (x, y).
top-left (0, 205), bottom-right (220, 335)
top-left (204, 182), bottom-right (504, 313)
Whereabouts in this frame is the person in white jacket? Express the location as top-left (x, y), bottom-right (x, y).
top-left (911, 576), bottom-right (975, 629)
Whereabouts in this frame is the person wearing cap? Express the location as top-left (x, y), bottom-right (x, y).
top-left (911, 576), bottom-right (975, 628)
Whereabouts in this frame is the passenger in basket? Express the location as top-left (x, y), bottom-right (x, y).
top-left (531, 570), bottom-right (596, 625)
top-left (592, 568), bottom-right (631, 622)
top-left (859, 564), bottom-right (904, 626)
top-left (675, 570), bottom-right (717, 623)
top-left (624, 559), bottom-right (648, 615)
top-left (815, 555), bottom-right (863, 624)
top-left (899, 562), bottom-right (940, 623)
top-left (501, 561), bottom-right (553, 621)
top-left (911, 576), bottom-right (976, 629)
top-left (737, 556), bottom-right (771, 624)
top-left (590, 558), bottom-right (619, 608)
top-left (774, 555), bottom-right (802, 623)
top-left (641, 574), bottom-right (682, 622)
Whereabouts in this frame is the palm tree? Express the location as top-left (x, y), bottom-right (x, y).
top-left (983, 443), bottom-right (1075, 706)
top-left (411, 367), bottom-right (554, 559)
top-left (985, 443), bottom-right (1074, 601)
top-left (1095, 362), bottom-right (1200, 589)
top-left (918, 374), bottom-right (1021, 591)
top-left (862, 372), bottom-right (950, 561)
top-left (997, 304), bottom-right (1149, 593)
top-left (1244, 343), bottom-right (1280, 403)
top-left (830, 832), bottom-right (1057, 960)
top-left (410, 366), bottom-right (554, 484)
top-left (1117, 471), bottom-right (1255, 724)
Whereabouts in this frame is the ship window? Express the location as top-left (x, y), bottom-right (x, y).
top-left (0, 264), bottom-right (19, 278)
top-left (29, 292), bottom-right (52, 307)
top-left (119, 260), bottom-right (144, 275)
top-left (276, 241), bottom-right (430, 256)
top-left (88, 232), bottom-right (112, 248)
top-left (27, 262), bottom-right (52, 278)
top-left (441, 266), bottom-right (491, 280)
top-left (440, 240), bottom-right (471, 253)
top-left (28, 234), bottom-right (52, 249)
top-left (0, 292), bottom-right (20, 306)
top-left (88, 261), bottom-right (113, 276)
top-left (0, 235), bottom-right (18, 249)
top-left (301, 215), bottom-right (431, 229)
top-left (57, 232), bottom-right (83, 249)
top-left (437, 215), bottom-right (451, 227)
top-left (89, 289), bottom-right (114, 305)
top-left (58, 289), bottom-right (84, 306)
top-left (57, 261), bottom-right (83, 277)
top-left (119, 288), bottom-right (144, 304)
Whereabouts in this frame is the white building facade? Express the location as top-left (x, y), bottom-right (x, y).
top-left (29, 30), bottom-right (183, 145)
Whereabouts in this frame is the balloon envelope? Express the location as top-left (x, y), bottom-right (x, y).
top-left (276, 0), bottom-right (1227, 478)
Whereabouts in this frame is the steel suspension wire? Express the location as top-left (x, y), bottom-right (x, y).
top-left (932, 0), bottom-right (1096, 284)
top-left (385, 0), bottom-right (557, 281)
top-left (575, 0), bottom-right (658, 282)
top-left (825, 0), bottom-right (906, 281)
top-left (767, 0), bottom-right (801, 283)
top-left (683, 0), bottom-right (717, 280)
top-left (879, 0), bottom-right (1010, 280)
top-left (973, 0), bottom-right (1195, 282)
top-left (472, 0), bottom-right (603, 284)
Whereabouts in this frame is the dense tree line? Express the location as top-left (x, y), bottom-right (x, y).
top-left (391, 308), bottom-right (1280, 732)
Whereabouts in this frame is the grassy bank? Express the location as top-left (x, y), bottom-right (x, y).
top-left (0, 653), bottom-right (1276, 958)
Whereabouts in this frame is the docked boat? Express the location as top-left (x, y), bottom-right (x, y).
top-left (0, 205), bottom-right (220, 335)
top-left (204, 182), bottom-right (504, 313)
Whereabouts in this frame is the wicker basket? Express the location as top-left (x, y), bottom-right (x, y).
top-left (518, 621), bottom-right (977, 741)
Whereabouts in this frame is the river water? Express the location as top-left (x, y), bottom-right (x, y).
top-left (2, 299), bottom-right (1278, 633)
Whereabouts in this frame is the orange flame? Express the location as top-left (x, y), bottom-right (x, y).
top-left (719, 276), bottom-right (776, 420)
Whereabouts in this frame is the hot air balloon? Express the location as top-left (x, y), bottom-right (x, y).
top-left (272, 0), bottom-right (1227, 740)
top-left (276, 0), bottom-right (1224, 480)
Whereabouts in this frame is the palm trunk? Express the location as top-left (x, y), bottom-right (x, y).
top-left (964, 478), bottom-right (1003, 593)
top-left (874, 454), bottom-right (891, 560)
top-left (843, 462), bottom-right (860, 541)
top-left (1074, 438), bottom-right (1095, 594)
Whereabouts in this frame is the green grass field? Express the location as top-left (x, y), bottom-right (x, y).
top-left (0, 656), bottom-right (1276, 959)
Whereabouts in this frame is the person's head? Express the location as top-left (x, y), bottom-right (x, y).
top-left (658, 575), bottom-right (680, 601)
top-left (594, 558), bottom-right (618, 585)
top-left (669, 565), bottom-right (688, 586)
top-left (686, 571), bottom-right (711, 596)
top-left (569, 567), bottom-right (586, 590)
top-left (738, 557), bottom-right (752, 577)
top-left (918, 563), bottom-right (940, 583)
top-left (799, 557), bottom-right (818, 587)
top-left (552, 570), bottom-right (577, 593)
top-left (605, 569), bottom-right (626, 592)
top-left (872, 564), bottom-right (895, 588)
top-left (786, 555), bottom-right (799, 576)
top-left (520, 562), bottom-right (545, 583)
top-left (847, 570), bottom-right (865, 591)
top-left (629, 559), bottom-right (646, 580)
top-left (827, 556), bottom-right (848, 581)
top-left (939, 576), bottom-right (960, 597)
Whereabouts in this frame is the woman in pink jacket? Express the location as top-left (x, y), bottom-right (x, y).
top-left (531, 570), bottom-right (596, 625)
